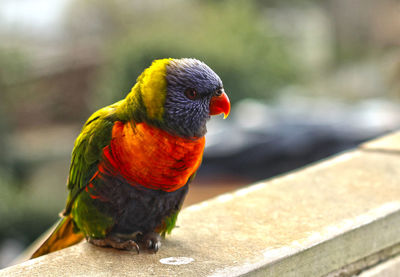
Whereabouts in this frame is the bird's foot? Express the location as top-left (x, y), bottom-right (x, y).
top-left (88, 236), bottom-right (140, 254)
top-left (138, 232), bottom-right (161, 253)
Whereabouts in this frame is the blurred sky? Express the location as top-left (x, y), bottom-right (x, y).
top-left (0, 0), bottom-right (68, 36)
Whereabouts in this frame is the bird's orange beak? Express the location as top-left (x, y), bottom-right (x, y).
top-left (209, 91), bottom-right (230, 119)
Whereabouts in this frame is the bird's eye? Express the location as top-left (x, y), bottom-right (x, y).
top-left (215, 89), bottom-right (223, 96)
top-left (185, 88), bottom-right (197, 100)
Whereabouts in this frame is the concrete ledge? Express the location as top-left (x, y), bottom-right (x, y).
top-left (358, 253), bottom-right (400, 277)
top-left (1, 131), bottom-right (400, 276)
top-left (361, 131), bottom-right (400, 152)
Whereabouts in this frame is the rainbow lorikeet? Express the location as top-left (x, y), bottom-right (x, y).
top-left (31, 58), bottom-right (230, 259)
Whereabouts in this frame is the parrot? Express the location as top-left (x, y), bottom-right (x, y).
top-left (30, 58), bottom-right (230, 259)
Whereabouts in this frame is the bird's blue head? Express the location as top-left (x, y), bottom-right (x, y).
top-left (164, 58), bottom-right (230, 137)
top-left (136, 58), bottom-right (230, 138)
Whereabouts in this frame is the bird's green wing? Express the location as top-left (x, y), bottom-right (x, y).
top-left (64, 104), bottom-right (118, 215)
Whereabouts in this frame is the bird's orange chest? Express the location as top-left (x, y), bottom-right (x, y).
top-left (101, 121), bottom-right (205, 192)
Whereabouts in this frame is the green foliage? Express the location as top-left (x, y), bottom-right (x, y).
top-left (0, 48), bottom-right (32, 130)
top-left (0, 48), bottom-right (32, 182)
top-left (0, 175), bottom-right (59, 244)
top-left (92, 1), bottom-right (298, 107)
top-left (0, 48), bottom-right (31, 88)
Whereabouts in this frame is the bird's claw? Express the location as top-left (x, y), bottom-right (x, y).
top-left (88, 232), bottom-right (161, 254)
top-left (120, 239), bottom-right (140, 254)
top-left (88, 237), bottom-right (140, 254)
top-left (141, 232), bottom-right (161, 253)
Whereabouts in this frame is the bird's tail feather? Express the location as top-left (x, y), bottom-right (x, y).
top-left (30, 214), bottom-right (84, 259)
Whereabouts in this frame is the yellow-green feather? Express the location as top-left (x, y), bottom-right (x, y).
top-left (71, 190), bottom-right (114, 238)
top-left (138, 58), bottom-right (171, 121)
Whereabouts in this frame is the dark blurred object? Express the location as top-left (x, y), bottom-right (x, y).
top-left (201, 97), bottom-right (400, 181)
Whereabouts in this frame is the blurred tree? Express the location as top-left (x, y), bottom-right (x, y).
top-left (0, 48), bottom-right (31, 124)
top-left (0, 48), bottom-right (57, 247)
top-left (0, 48), bottom-right (32, 174)
top-left (0, 177), bottom-right (60, 246)
top-left (63, 0), bottom-right (298, 107)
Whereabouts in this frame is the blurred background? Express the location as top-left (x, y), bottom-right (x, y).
top-left (1, 0), bottom-right (400, 268)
